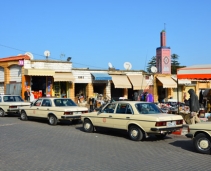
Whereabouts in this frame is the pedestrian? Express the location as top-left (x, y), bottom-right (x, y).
top-left (24, 88), bottom-right (30, 102)
top-left (133, 91), bottom-right (138, 101)
top-left (188, 89), bottom-right (201, 124)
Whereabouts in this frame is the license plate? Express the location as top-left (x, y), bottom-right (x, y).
top-left (167, 121), bottom-right (176, 127)
top-left (73, 112), bottom-right (82, 114)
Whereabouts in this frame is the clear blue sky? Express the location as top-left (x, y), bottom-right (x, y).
top-left (1, 0), bottom-right (211, 71)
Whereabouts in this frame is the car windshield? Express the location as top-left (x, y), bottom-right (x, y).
top-left (135, 103), bottom-right (163, 114)
top-left (54, 99), bottom-right (77, 107)
top-left (3, 96), bottom-right (24, 102)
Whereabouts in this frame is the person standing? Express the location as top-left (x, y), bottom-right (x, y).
top-left (188, 89), bottom-right (201, 124)
top-left (24, 88), bottom-right (30, 102)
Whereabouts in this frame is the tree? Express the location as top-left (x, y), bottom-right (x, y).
top-left (146, 56), bottom-right (156, 73)
top-left (171, 54), bottom-right (180, 74)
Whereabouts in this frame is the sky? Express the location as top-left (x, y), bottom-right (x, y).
top-left (0, 0), bottom-right (211, 71)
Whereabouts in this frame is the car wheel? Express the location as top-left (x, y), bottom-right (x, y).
top-left (128, 125), bottom-right (144, 141)
top-left (48, 115), bottom-right (58, 126)
top-left (0, 109), bottom-right (5, 117)
top-left (193, 133), bottom-right (211, 154)
top-left (83, 119), bottom-right (94, 133)
top-left (20, 111), bottom-right (28, 121)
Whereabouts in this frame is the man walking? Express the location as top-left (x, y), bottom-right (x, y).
top-left (188, 89), bottom-right (201, 124)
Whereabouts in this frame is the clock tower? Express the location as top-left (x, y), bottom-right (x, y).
top-left (156, 30), bottom-right (171, 74)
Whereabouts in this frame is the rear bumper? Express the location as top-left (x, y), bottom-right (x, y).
top-left (7, 109), bottom-right (19, 112)
top-left (151, 126), bottom-right (182, 132)
top-left (61, 115), bottom-right (81, 119)
top-left (185, 133), bottom-right (193, 138)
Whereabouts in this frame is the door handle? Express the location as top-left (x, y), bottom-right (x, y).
top-left (109, 115), bottom-right (112, 117)
top-left (126, 117), bottom-right (130, 119)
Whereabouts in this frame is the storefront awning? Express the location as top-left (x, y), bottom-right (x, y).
top-left (111, 75), bottom-right (132, 88)
top-left (91, 73), bottom-right (112, 80)
top-left (54, 72), bottom-right (75, 82)
top-left (127, 75), bottom-right (148, 90)
top-left (24, 69), bottom-right (55, 76)
top-left (157, 76), bottom-right (177, 88)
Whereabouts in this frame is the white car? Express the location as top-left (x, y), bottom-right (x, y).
top-left (81, 101), bottom-right (183, 141)
top-left (0, 94), bottom-right (31, 117)
top-left (19, 97), bottom-right (89, 125)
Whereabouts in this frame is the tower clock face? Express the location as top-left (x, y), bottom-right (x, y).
top-left (163, 56), bottom-right (169, 64)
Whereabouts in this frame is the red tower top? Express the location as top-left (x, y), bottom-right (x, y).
top-left (160, 30), bottom-right (166, 47)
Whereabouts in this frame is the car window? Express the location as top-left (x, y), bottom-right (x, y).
top-left (135, 103), bottom-right (162, 114)
top-left (42, 99), bottom-right (52, 107)
top-left (0, 96), bottom-right (1, 102)
top-left (54, 99), bottom-right (77, 107)
top-left (33, 99), bottom-right (42, 106)
top-left (13, 96), bottom-right (24, 102)
top-left (3, 96), bottom-right (14, 102)
top-left (116, 103), bottom-right (134, 114)
top-left (101, 103), bottom-right (116, 113)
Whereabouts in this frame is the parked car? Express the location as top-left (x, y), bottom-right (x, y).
top-left (186, 122), bottom-right (211, 154)
top-left (81, 101), bottom-right (183, 141)
top-left (0, 94), bottom-right (31, 117)
top-left (19, 97), bottom-right (88, 125)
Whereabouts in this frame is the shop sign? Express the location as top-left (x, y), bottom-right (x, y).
top-left (19, 60), bottom-right (24, 66)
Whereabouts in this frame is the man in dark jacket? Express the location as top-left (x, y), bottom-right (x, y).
top-left (188, 89), bottom-right (201, 124)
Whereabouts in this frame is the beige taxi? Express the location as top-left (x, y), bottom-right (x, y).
top-left (0, 94), bottom-right (30, 117)
top-left (81, 101), bottom-right (183, 141)
top-left (186, 122), bottom-right (211, 154)
top-left (19, 97), bottom-right (88, 125)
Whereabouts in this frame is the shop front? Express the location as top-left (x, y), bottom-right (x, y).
top-left (23, 69), bottom-right (55, 99)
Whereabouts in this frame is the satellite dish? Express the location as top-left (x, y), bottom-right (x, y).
top-left (151, 66), bottom-right (157, 73)
top-left (124, 62), bottom-right (132, 70)
top-left (108, 62), bottom-right (113, 68)
top-left (44, 50), bottom-right (50, 57)
top-left (67, 57), bottom-right (71, 61)
top-left (25, 52), bottom-right (34, 60)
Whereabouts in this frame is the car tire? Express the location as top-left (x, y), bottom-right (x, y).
top-left (128, 125), bottom-right (144, 141)
top-left (48, 115), bottom-right (58, 126)
top-left (193, 133), bottom-right (211, 154)
top-left (83, 119), bottom-right (94, 133)
top-left (20, 111), bottom-right (28, 121)
top-left (0, 109), bottom-right (5, 117)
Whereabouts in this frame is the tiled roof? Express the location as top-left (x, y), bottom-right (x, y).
top-left (0, 55), bottom-right (30, 62)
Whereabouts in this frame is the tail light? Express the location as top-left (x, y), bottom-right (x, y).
top-left (64, 112), bottom-right (73, 115)
top-left (155, 121), bottom-right (166, 126)
top-left (9, 106), bottom-right (17, 108)
top-left (176, 120), bottom-right (183, 125)
top-left (82, 110), bottom-right (88, 114)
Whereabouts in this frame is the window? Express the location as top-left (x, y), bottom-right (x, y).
top-left (34, 99), bottom-right (42, 106)
top-left (42, 99), bottom-right (52, 107)
top-left (135, 103), bottom-right (162, 114)
top-left (116, 103), bottom-right (133, 114)
top-left (54, 99), bottom-right (77, 107)
top-left (101, 103), bottom-right (116, 113)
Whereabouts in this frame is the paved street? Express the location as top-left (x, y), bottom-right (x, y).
top-left (0, 116), bottom-right (210, 171)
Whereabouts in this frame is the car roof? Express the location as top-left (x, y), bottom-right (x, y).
top-left (112, 101), bottom-right (153, 104)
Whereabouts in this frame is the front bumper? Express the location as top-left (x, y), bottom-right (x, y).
top-left (151, 126), bottom-right (182, 132)
top-left (185, 133), bottom-right (193, 138)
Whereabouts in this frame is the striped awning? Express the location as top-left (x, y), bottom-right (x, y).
top-left (127, 75), bottom-right (148, 90)
top-left (54, 72), bottom-right (75, 82)
top-left (24, 69), bottom-right (55, 76)
top-left (111, 75), bottom-right (132, 88)
top-left (157, 76), bottom-right (177, 88)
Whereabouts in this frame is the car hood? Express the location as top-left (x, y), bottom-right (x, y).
top-left (189, 122), bottom-right (211, 130)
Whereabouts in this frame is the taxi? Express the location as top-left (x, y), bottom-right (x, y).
top-left (19, 97), bottom-right (88, 125)
top-left (81, 101), bottom-right (183, 141)
top-left (0, 94), bottom-right (31, 117)
top-left (186, 122), bottom-right (211, 154)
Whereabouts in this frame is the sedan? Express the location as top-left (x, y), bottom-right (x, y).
top-left (81, 101), bottom-right (183, 141)
top-left (19, 97), bottom-right (88, 125)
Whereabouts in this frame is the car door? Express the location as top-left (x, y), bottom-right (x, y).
top-left (94, 103), bottom-right (117, 128)
top-left (27, 99), bottom-right (43, 117)
top-left (113, 103), bottom-right (134, 129)
top-left (39, 99), bottom-right (52, 118)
